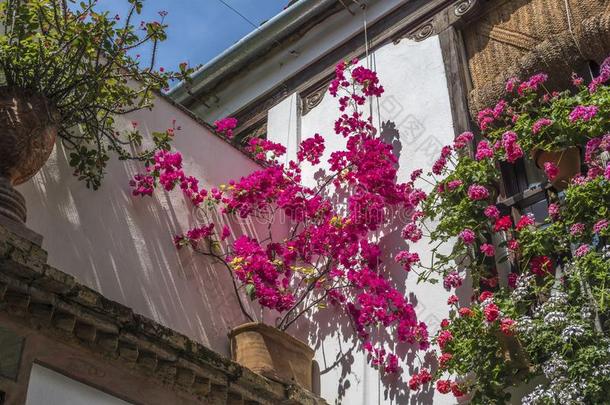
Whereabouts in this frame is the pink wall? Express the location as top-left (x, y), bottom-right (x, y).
top-left (17, 96), bottom-right (270, 356)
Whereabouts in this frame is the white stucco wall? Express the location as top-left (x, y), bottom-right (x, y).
top-left (26, 364), bottom-right (130, 405)
top-left (268, 36), bottom-right (457, 404)
top-left (17, 96), bottom-right (269, 357)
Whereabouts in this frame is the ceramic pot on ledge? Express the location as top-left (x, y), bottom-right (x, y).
top-left (0, 86), bottom-right (58, 225)
top-left (532, 147), bottom-right (581, 191)
top-left (229, 322), bottom-right (315, 391)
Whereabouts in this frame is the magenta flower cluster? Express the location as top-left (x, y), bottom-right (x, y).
top-left (467, 184), bottom-right (490, 200)
top-left (501, 131), bottom-right (524, 163)
top-left (214, 117), bottom-right (238, 138)
top-left (569, 105), bottom-right (599, 122)
top-left (532, 118), bottom-right (553, 134)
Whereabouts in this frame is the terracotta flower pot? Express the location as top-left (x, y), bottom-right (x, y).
top-left (532, 147), bottom-right (581, 191)
top-left (0, 86), bottom-right (58, 223)
top-left (229, 322), bottom-right (315, 390)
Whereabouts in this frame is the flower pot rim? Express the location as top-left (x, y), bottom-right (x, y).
top-left (531, 146), bottom-right (581, 169)
top-left (229, 322), bottom-right (314, 357)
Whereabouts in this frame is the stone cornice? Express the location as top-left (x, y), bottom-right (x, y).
top-left (0, 224), bottom-right (326, 405)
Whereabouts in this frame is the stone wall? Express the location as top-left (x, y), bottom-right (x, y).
top-left (0, 224), bottom-right (326, 405)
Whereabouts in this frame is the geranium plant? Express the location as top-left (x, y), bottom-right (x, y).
top-left (0, 0), bottom-right (195, 188)
top-left (406, 58), bottom-right (610, 403)
top-left (132, 60), bottom-right (430, 377)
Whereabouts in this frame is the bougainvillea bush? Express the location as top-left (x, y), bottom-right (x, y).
top-left (132, 60), bottom-right (431, 377)
top-left (407, 59), bottom-right (610, 403)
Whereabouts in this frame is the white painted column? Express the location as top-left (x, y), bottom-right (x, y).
top-left (267, 93), bottom-right (301, 163)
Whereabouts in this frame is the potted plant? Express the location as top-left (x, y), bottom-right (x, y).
top-left (0, 0), bottom-right (193, 227)
top-left (131, 60), bottom-right (431, 391)
top-left (407, 64), bottom-right (610, 403)
top-left (475, 61), bottom-right (610, 190)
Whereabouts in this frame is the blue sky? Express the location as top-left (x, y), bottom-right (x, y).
top-left (96, 0), bottom-right (289, 72)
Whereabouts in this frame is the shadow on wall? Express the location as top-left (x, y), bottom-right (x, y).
top-left (17, 120), bottom-right (264, 357)
top-left (381, 121), bottom-right (403, 170)
top-left (285, 118), bottom-right (458, 404)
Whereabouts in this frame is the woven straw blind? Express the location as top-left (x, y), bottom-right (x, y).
top-left (463, 0), bottom-right (610, 114)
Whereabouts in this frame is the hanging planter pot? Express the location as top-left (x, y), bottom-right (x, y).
top-left (532, 147), bottom-right (581, 191)
top-left (229, 322), bottom-right (315, 391)
top-left (0, 86), bottom-right (59, 224)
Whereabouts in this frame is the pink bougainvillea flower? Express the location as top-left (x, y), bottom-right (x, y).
top-left (480, 243), bottom-right (495, 257)
top-left (407, 369), bottom-right (432, 391)
top-left (605, 163), bottom-right (610, 180)
top-left (246, 138), bottom-right (287, 161)
top-left (130, 173), bottom-right (155, 197)
top-left (447, 295), bottom-right (459, 306)
top-left (220, 225), bottom-right (231, 241)
top-left (130, 60), bottom-right (448, 380)
top-left (214, 117), bottom-right (238, 138)
top-left (297, 134), bottom-right (325, 164)
top-left (187, 224), bottom-right (214, 240)
top-left (384, 353), bottom-right (399, 374)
